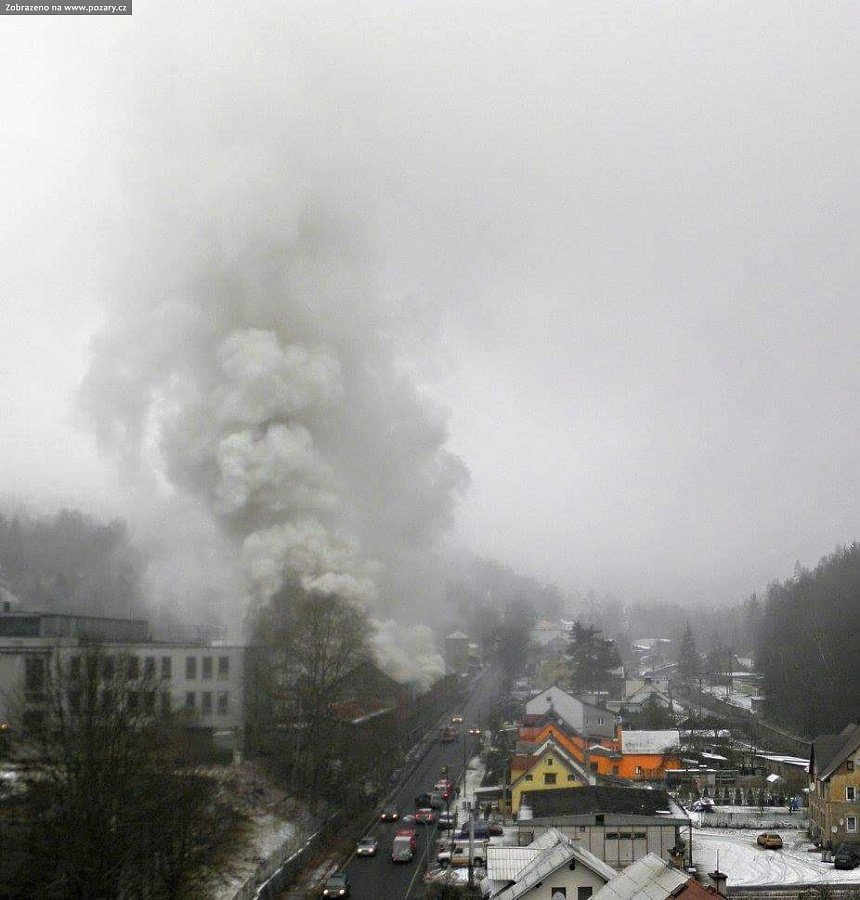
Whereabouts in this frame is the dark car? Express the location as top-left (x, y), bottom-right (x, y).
top-left (322, 872), bottom-right (350, 897)
top-left (834, 843), bottom-right (860, 870)
top-left (356, 836), bottom-right (379, 857)
top-left (380, 804), bottom-right (399, 822)
top-left (415, 792), bottom-right (433, 808)
top-left (457, 823), bottom-right (494, 840)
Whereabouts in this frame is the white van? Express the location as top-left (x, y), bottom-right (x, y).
top-left (437, 839), bottom-right (488, 868)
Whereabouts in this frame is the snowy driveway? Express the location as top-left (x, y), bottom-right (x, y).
top-left (693, 829), bottom-right (860, 886)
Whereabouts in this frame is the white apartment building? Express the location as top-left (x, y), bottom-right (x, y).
top-left (0, 611), bottom-right (246, 746)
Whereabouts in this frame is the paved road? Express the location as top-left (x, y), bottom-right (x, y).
top-left (337, 667), bottom-right (503, 900)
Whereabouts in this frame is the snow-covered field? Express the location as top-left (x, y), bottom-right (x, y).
top-left (693, 829), bottom-right (860, 887)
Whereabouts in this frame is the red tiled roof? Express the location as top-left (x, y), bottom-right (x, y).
top-left (510, 754), bottom-right (539, 773)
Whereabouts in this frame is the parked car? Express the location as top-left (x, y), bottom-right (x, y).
top-left (437, 811), bottom-right (456, 830)
top-left (415, 807), bottom-right (437, 825)
top-left (437, 840), bottom-right (487, 868)
top-left (356, 836), bottom-right (379, 857)
top-left (690, 798), bottom-right (715, 812)
top-left (322, 873), bottom-right (350, 897)
top-left (833, 843), bottom-right (860, 870)
top-left (457, 823), bottom-right (498, 840)
top-left (380, 804), bottom-right (399, 822)
top-left (415, 792), bottom-right (433, 808)
top-left (756, 833), bottom-right (783, 849)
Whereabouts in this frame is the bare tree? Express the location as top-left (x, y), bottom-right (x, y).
top-left (0, 643), bottom-right (238, 899)
top-left (251, 575), bottom-right (374, 794)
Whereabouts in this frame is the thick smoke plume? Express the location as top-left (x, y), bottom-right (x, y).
top-left (79, 25), bottom-right (467, 687)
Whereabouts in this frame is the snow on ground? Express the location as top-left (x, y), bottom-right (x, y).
top-left (702, 686), bottom-right (753, 711)
top-left (693, 829), bottom-right (860, 887)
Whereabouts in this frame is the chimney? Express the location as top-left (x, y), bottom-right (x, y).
top-left (707, 869), bottom-right (728, 896)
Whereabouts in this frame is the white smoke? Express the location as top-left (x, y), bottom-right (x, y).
top-left (372, 619), bottom-right (445, 691)
top-left (79, 23), bottom-right (469, 679)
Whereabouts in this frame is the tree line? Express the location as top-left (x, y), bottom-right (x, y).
top-left (756, 544), bottom-right (860, 737)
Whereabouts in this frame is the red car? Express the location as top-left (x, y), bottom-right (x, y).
top-left (434, 779), bottom-right (452, 799)
top-left (395, 827), bottom-right (418, 849)
top-left (415, 808), bottom-right (437, 825)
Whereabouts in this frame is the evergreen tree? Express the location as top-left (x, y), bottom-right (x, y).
top-left (564, 621), bottom-right (621, 695)
top-left (676, 623), bottom-right (701, 692)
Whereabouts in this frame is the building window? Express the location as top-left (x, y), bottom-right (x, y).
top-left (550, 890), bottom-right (566, 898)
top-left (635, 766), bottom-right (643, 776)
top-left (143, 691), bottom-right (155, 714)
top-left (597, 717), bottom-right (605, 725)
top-left (847, 786), bottom-right (857, 802)
top-left (102, 656), bottom-right (116, 680)
top-left (144, 656), bottom-right (155, 679)
top-left (847, 816), bottom-right (857, 833)
top-left (590, 763), bottom-right (599, 773)
top-left (69, 656), bottom-right (81, 681)
top-left (847, 760), bottom-right (854, 773)
top-left (161, 656), bottom-right (172, 679)
top-left (567, 774), bottom-right (577, 781)
top-left (578, 888), bottom-right (593, 900)
top-left (201, 691), bottom-right (212, 714)
top-left (186, 657), bottom-right (197, 679)
top-left (127, 656), bottom-right (140, 680)
top-left (544, 772), bottom-right (557, 785)
top-left (546, 757), bottom-right (553, 765)
top-left (24, 657), bottom-right (45, 694)
top-left (185, 692), bottom-right (195, 711)
top-left (160, 691), bottom-right (171, 715)
top-left (218, 655), bottom-right (230, 677)
top-left (525, 774), bottom-right (533, 782)
top-left (202, 656), bottom-right (213, 680)
top-left (217, 692), bottom-right (229, 715)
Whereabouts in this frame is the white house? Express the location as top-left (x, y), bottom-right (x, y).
top-left (526, 686), bottom-right (616, 739)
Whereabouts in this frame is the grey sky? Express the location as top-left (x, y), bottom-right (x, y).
top-left (1, 2), bottom-right (857, 613)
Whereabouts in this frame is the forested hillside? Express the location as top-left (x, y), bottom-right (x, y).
top-left (757, 544), bottom-right (860, 737)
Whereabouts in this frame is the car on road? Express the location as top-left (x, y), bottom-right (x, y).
top-left (834, 843), bottom-right (860, 869)
top-left (468, 726), bottom-right (482, 736)
top-left (379, 804), bottom-right (399, 822)
top-left (451, 715), bottom-right (464, 724)
top-left (434, 778), bottom-right (452, 799)
top-left (356, 836), bottom-right (379, 857)
top-left (415, 807), bottom-right (437, 824)
top-left (756, 832), bottom-right (783, 849)
top-left (322, 872), bottom-right (351, 897)
top-left (391, 827), bottom-right (417, 863)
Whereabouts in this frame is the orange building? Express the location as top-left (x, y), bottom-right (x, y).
top-left (587, 729), bottom-right (681, 781)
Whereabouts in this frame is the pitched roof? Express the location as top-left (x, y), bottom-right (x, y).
top-left (511, 754), bottom-right (539, 774)
top-left (620, 730), bottom-right (680, 754)
top-left (510, 737), bottom-right (596, 789)
top-left (521, 785), bottom-right (680, 818)
top-left (590, 853), bottom-right (688, 900)
top-left (494, 828), bottom-right (616, 900)
top-left (813, 723), bottom-right (860, 781)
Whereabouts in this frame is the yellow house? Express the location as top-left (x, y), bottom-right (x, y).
top-left (508, 737), bottom-right (596, 816)
top-left (809, 723), bottom-right (860, 847)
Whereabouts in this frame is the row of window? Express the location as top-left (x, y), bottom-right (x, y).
top-left (63, 654), bottom-right (232, 682)
top-left (184, 691), bottom-right (231, 715)
top-left (64, 689), bottom-right (231, 717)
top-left (523, 772), bottom-right (578, 785)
